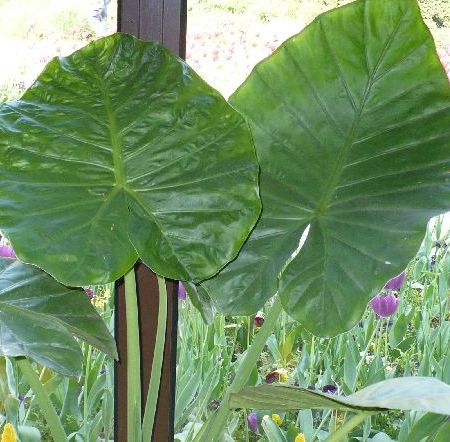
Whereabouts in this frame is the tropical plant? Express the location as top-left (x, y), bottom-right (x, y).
top-left (195, 0), bottom-right (450, 439)
top-left (0, 33), bottom-right (260, 441)
top-left (0, 0), bottom-right (448, 440)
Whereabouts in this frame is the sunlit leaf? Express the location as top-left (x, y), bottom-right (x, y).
top-left (0, 33), bottom-right (260, 286)
top-left (202, 0), bottom-right (450, 336)
top-left (230, 377), bottom-right (450, 416)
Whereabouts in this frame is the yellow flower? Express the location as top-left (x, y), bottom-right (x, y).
top-left (271, 413), bottom-right (283, 426)
top-left (1, 423), bottom-right (17, 442)
top-left (278, 368), bottom-right (289, 383)
top-left (295, 433), bottom-right (306, 442)
top-left (369, 342), bottom-right (376, 352)
top-left (92, 288), bottom-right (111, 309)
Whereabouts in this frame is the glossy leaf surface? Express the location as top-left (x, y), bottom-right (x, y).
top-left (0, 257), bottom-right (117, 376)
top-left (230, 377), bottom-right (450, 415)
top-left (203, 0), bottom-right (450, 336)
top-left (0, 33), bottom-right (260, 286)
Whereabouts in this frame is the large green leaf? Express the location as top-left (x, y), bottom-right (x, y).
top-left (230, 377), bottom-right (450, 415)
top-left (202, 0), bottom-right (450, 336)
top-left (0, 33), bottom-right (260, 286)
top-left (0, 257), bottom-right (117, 376)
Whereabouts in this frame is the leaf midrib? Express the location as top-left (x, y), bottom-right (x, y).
top-left (314, 7), bottom-right (406, 217)
top-left (89, 58), bottom-right (126, 189)
top-left (100, 84), bottom-right (126, 187)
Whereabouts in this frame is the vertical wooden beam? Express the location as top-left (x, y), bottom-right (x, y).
top-left (118, 0), bottom-right (187, 57)
top-left (115, 1), bottom-right (187, 441)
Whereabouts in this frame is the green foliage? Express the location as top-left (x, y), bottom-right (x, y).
top-left (202, 0), bottom-right (450, 337)
top-left (176, 216), bottom-right (450, 440)
top-left (231, 377), bottom-right (450, 415)
top-left (0, 285), bottom-right (115, 441)
top-left (0, 33), bottom-right (260, 286)
top-left (0, 258), bottom-right (116, 376)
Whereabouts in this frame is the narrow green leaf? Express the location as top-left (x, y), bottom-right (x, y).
top-left (389, 314), bottom-right (408, 348)
top-left (433, 420), bottom-right (450, 442)
top-left (17, 426), bottom-right (41, 442)
top-left (344, 343), bottom-right (358, 391)
top-left (405, 413), bottom-right (447, 442)
top-left (261, 415), bottom-right (287, 442)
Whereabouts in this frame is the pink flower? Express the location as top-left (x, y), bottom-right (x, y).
top-left (84, 288), bottom-right (95, 299)
top-left (383, 271), bottom-right (406, 292)
top-left (178, 282), bottom-right (187, 300)
top-left (247, 412), bottom-right (258, 432)
top-left (0, 245), bottom-right (16, 259)
top-left (369, 270), bottom-right (405, 317)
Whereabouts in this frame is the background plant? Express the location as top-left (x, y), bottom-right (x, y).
top-left (175, 216), bottom-right (450, 441)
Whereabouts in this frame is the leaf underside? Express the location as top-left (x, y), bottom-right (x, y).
top-left (202, 0), bottom-right (450, 336)
top-left (0, 33), bottom-right (260, 286)
top-left (0, 257), bottom-right (117, 376)
top-left (230, 377), bottom-right (450, 416)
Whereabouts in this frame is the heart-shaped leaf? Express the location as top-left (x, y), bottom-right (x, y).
top-left (230, 377), bottom-right (450, 416)
top-left (0, 257), bottom-right (117, 376)
top-left (0, 33), bottom-right (260, 286)
top-left (202, 0), bottom-right (450, 336)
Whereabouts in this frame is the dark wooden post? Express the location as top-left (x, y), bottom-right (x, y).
top-left (115, 2), bottom-right (187, 441)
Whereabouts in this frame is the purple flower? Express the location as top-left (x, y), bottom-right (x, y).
top-left (370, 294), bottom-right (399, 317)
top-left (247, 412), bottom-right (258, 432)
top-left (178, 282), bottom-right (187, 300)
top-left (18, 394), bottom-right (25, 403)
top-left (84, 288), bottom-right (95, 299)
top-left (0, 245), bottom-right (16, 259)
top-left (322, 384), bottom-right (338, 394)
top-left (383, 271), bottom-right (406, 292)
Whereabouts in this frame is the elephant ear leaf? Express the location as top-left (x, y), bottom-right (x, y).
top-left (202, 0), bottom-right (450, 336)
top-left (0, 33), bottom-right (260, 286)
top-left (230, 377), bottom-right (450, 416)
top-left (0, 257), bottom-right (117, 376)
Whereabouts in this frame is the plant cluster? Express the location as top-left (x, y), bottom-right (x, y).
top-left (0, 0), bottom-right (448, 441)
top-left (176, 218), bottom-right (450, 441)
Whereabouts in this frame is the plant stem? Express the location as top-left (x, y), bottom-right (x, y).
top-left (23, 365), bottom-right (47, 424)
top-left (325, 413), bottom-right (373, 442)
top-left (384, 318), bottom-right (389, 358)
top-left (311, 409), bottom-right (332, 440)
top-left (375, 318), bottom-right (383, 360)
top-left (141, 275), bottom-right (168, 440)
top-left (16, 358), bottom-right (68, 442)
top-left (83, 344), bottom-right (92, 442)
top-left (309, 335), bottom-right (316, 384)
top-left (196, 295), bottom-right (283, 442)
top-left (351, 324), bottom-right (378, 392)
top-left (124, 267), bottom-right (142, 442)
